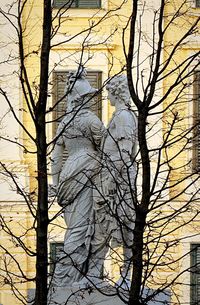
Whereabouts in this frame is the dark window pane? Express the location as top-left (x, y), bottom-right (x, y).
top-left (78, 0), bottom-right (101, 8)
top-left (52, 70), bottom-right (102, 162)
top-left (191, 244), bottom-right (200, 304)
top-left (193, 71), bottom-right (200, 171)
top-left (52, 70), bottom-right (102, 129)
top-left (196, 0), bottom-right (200, 8)
top-left (53, 0), bottom-right (76, 8)
top-left (53, 0), bottom-right (101, 8)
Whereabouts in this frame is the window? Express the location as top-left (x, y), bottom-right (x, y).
top-left (53, 0), bottom-right (101, 9)
top-left (52, 70), bottom-right (102, 131)
top-left (196, 0), bottom-right (200, 7)
top-left (193, 71), bottom-right (200, 171)
top-left (49, 242), bottom-right (64, 274)
top-left (191, 244), bottom-right (200, 304)
top-left (52, 70), bottom-right (102, 162)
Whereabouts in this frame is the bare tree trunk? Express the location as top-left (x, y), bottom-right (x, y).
top-left (129, 112), bottom-right (150, 305)
top-left (34, 1), bottom-right (51, 304)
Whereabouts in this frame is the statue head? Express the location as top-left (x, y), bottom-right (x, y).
top-left (106, 74), bottom-right (131, 106)
top-left (66, 67), bottom-right (97, 109)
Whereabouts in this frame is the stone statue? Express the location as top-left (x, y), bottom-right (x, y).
top-left (50, 67), bottom-right (106, 287)
top-left (88, 74), bottom-right (138, 289)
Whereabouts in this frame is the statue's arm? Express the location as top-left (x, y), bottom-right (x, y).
top-left (114, 111), bottom-right (137, 168)
top-left (90, 115), bottom-right (106, 148)
top-left (51, 143), bottom-right (64, 188)
top-left (51, 121), bottom-right (65, 189)
top-left (103, 113), bottom-right (137, 196)
top-left (117, 139), bottom-right (134, 165)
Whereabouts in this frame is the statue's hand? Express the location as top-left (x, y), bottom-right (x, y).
top-left (48, 184), bottom-right (58, 197)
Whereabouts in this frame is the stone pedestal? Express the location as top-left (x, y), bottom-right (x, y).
top-left (48, 286), bottom-right (170, 305)
top-left (48, 286), bottom-right (125, 305)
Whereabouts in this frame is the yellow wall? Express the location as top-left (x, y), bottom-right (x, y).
top-left (162, 2), bottom-right (200, 303)
top-left (0, 0), bottom-right (200, 304)
top-left (163, 1), bottom-right (200, 199)
top-left (1, 1), bottom-right (132, 303)
top-left (21, 0), bottom-right (132, 191)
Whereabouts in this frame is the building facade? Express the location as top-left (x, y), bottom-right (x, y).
top-left (0, 0), bottom-right (199, 304)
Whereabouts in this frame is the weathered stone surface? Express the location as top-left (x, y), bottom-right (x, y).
top-left (50, 67), bottom-right (106, 287)
top-left (48, 286), bottom-right (170, 305)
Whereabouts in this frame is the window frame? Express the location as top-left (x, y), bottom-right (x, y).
top-left (193, 70), bottom-right (200, 172)
top-left (52, 0), bottom-right (102, 9)
top-left (52, 69), bottom-right (102, 135)
top-left (51, 69), bottom-right (102, 163)
top-left (190, 244), bottom-right (200, 305)
top-left (195, 0), bottom-right (200, 8)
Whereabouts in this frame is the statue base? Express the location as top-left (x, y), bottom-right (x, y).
top-left (48, 286), bottom-right (124, 305)
top-left (48, 285), bottom-right (170, 305)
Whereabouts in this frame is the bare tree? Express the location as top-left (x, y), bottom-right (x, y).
top-left (121, 1), bottom-right (200, 304)
top-left (0, 0), bottom-right (199, 305)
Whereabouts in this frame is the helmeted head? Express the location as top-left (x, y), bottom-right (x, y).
top-left (66, 67), bottom-right (97, 108)
top-left (106, 74), bottom-right (131, 106)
